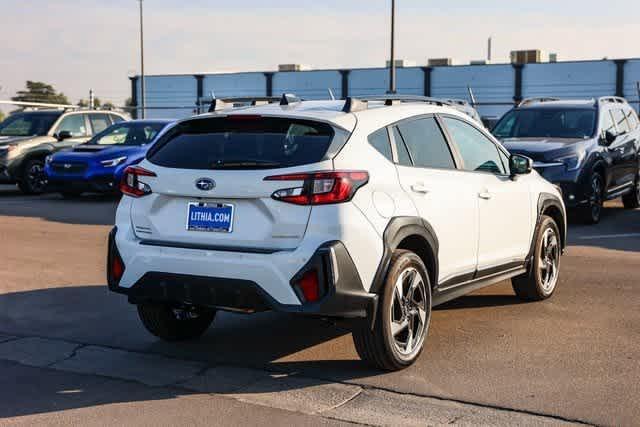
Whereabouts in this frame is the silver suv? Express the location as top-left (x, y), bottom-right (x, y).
top-left (0, 109), bottom-right (128, 194)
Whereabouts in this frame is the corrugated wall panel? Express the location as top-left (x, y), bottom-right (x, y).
top-left (431, 65), bottom-right (514, 119)
top-left (623, 59), bottom-right (640, 109)
top-left (202, 73), bottom-right (266, 99)
top-left (349, 68), bottom-right (424, 97)
top-left (522, 61), bottom-right (616, 100)
top-left (141, 75), bottom-right (197, 119)
top-left (272, 71), bottom-right (341, 99)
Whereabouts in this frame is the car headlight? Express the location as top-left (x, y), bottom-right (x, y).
top-left (554, 151), bottom-right (586, 172)
top-left (45, 155), bottom-right (53, 164)
top-left (100, 156), bottom-right (127, 167)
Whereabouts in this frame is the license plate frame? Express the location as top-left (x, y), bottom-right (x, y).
top-left (186, 202), bottom-right (235, 233)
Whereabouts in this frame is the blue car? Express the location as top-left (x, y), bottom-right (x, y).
top-left (46, 119), bottom-right (173, 196)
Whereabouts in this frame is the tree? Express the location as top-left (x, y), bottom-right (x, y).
top-left (0, 110), bottom-right (4, 122)
top-left (102, 101), bottom-right (115, 110)
top-left (77, 98), bottom-right (102, 109)
top-left (12, 81), bottom-right (70, 105)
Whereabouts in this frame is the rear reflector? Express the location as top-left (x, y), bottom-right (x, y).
top-left (298, 270), bottom-right (320, 303)
top-left (265, 171), bottom-right (369, 205)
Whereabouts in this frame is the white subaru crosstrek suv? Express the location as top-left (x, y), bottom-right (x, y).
top-left (108, 95), bottom-right (566, 371)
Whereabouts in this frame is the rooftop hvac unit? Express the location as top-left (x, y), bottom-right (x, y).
top-left (428, 58), bottom-right (454, 67)
top-left (510, 50), bottom-right (546, 64)
top-left (385, 59), bottom-right (416, 68)
top-left (278, 64), bottom-right (311, 72)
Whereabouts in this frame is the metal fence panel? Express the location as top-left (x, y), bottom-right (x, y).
top-left (273, 70), bottom-right (341, 99)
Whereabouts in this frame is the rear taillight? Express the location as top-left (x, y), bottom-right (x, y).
top-left (264, 171), bottom-right (369, 205)
top-left (120, 166), bottom-right (156, 198)
top-left (297, 270), bottom-right (321, 303)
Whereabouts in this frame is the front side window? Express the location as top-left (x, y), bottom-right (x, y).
top-left (89, 122), bottom-right (167, 146)
top-left (395, 117), bottom-right (455, 169)
top-left (443, 117), bottom-right (507, 175)
top-left (148, 117), bottom-right (335, 170)
top-left (493, 108), bottom-right (596, 139)
top-left (368, 128), bottom-right (393, 162)
top-left (56, 114), bottom-right (88, 137)
top-left (0, 112), bottom-right (61, 137)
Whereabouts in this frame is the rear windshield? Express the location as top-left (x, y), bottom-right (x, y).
top-left (493, 108), bottom-right (596, 139)
top-left (87, 122), bottom-right (168, 146)
top-left (147, 116), bottom-right (335, 170)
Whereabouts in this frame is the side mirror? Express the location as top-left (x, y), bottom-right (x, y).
top-left (509, 154), bottom-right (533, 177)
top-left (600, 130), bottom-right (617, 147)
top-left (56, 130), bottom-right (73, 141)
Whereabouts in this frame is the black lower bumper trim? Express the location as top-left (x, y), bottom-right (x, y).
top-left (108, 238), bottom-right (377, 321)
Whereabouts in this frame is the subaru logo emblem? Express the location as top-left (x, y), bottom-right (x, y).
top-left (195, 178), bottom-right (215, 191)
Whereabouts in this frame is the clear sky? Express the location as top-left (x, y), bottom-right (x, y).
top-left (1, 0), bottom-right (638, 106)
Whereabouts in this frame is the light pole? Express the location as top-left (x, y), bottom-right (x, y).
top-left (138, 0), bottom-right (146, 118)
top-left (388, 0), bottom-right (396, 94)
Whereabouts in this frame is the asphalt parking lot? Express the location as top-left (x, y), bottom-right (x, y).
top-left (1, 184), bottom-right (639, 426)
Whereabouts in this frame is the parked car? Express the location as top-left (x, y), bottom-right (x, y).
top-left (493, 97), bottom-right (640, 224)
top-left (45, 119), bottom-right (173, 197)
top-left (107, 95), bottom-right (566, 371)
top-left (0, 109), bottom-right (128, 194)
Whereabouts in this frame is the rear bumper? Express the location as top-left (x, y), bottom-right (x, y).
top-left (107, 227), bottom-right (378, 321)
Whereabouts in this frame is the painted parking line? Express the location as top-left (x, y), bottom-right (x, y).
top-left (578, 233), bottom-right (640, 240)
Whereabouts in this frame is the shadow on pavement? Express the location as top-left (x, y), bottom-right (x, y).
top-left (568, 203), bottom-right (640, 253)
top-left (0, 193), bottom-right (119, 226)
top-left (0, 283), bottom-right (524, 418)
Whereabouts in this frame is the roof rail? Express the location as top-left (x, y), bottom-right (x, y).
top-left (342, 95), bottom-right (452, 113)
top-left (598, 96), bottom-right (628, 105)
top-left (518, 97), bottom-right (561, 107)
top-left (206, 96), bottom-right (282, 112)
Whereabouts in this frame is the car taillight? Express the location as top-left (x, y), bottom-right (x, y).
top-left (120, 166), bottom-right (156, 198)
top-left (264, 171), bottom-right (369, 205)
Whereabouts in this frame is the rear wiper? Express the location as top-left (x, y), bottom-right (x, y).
top-left (211, 159), bottom-right (282, 169)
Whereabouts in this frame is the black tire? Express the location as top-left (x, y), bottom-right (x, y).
top-left (18, 158), bottom-right (48, 195)
top-left (137, 303), bottom-right (216, 342)
top-left (622, 170), bottom-right (640, 209)
top-left (352, 250), bottom-right (432, 371)
top-left (578, 172), bottom-right (604, 224)
top-left (512, 215), bottom-right (561, 302)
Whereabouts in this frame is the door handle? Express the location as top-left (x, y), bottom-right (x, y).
top-left (411, 183), bottom-right (430, 194)
top-left (478, 191), bottom-right (492, 200)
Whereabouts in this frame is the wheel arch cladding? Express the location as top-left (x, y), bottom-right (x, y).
top-left (370, 217), bottom-right (439, 294)
top-left (538, 193), bottom-right (567, 250)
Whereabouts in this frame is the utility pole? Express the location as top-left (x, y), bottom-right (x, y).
top-left (388, 0), bottom-right (397, 94)
top-left (89, 89), bottom-right (95, 109)
top-left (138, 0), bottom-right (146, 119)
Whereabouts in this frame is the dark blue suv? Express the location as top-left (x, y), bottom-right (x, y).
top-left (493, 97), bottom-right (640, 224)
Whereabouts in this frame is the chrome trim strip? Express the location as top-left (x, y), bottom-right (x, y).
top-left (533, 162), bottom-right (564, 168)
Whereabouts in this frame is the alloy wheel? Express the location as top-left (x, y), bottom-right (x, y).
top-left (389, 267), bottom-right (429, 356)
top-left (538, 227), bottom-right (560, 294)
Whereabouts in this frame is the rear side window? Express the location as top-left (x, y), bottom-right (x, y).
top-left (148, 117), bottom-right (335, 170)
top-left (601, 109), bottom-right (616, 135)
top-left (110, 114), bottom-right (125, 124)
top-left (395, 117), bottom-right (455, 169)
top-left (613, 109), bottom-right (630, 134)
top-left (89, 114), bottom-right (111, 134)
top-left (368, 128), bottom-right (393, 162)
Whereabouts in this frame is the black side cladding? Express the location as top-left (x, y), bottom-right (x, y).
top-left (370, 217), bottom-right (439, 295)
